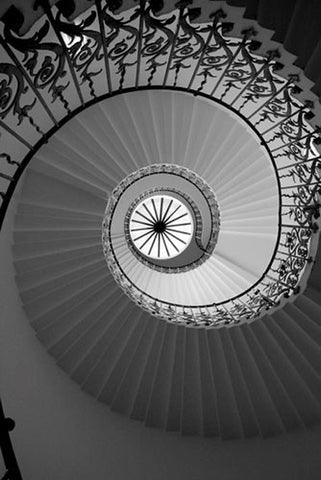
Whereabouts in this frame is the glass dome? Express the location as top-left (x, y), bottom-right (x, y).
top-left (129, 194), bottom-right (194, 260)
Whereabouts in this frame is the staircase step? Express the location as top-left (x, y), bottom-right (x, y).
top-left (244, 322), bottom-right (303, 432)
top-left (166, 326), bottom-right (186, 433)
top-left (229, 326), bottom-right (284, 437)
top-left (145, 323), bottom-right (178, 429)
top-left (181, 327), bottom-right (202, 435)
top-left (57, 297), bottom-right (132, 374)
top-left (220, 328), bottom-right (260, 438)
top-left (197, 329), bottom-right (219, 437)
top-left (111, 317), bottom-right (160, 416)
top-left (207, 329), bottom-right (243, 439)
top-left (98, 312), bottom-right (148, 403)
top-left (130, 322), bottom-right (166, 422)
top-left (71, 303), bottom-right (137, 386)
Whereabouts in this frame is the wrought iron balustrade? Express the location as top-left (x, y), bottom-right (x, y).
top-left (0, 0), bottom-right (319, 325)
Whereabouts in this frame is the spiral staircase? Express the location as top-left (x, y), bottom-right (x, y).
top-left (1, 0), bottom-right (321, 478)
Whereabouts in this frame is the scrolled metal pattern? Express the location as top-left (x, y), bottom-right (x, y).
top-left (0, 0), bottom-right (319, 326)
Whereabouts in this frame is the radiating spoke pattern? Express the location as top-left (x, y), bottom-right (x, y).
top-left (129, 195), bottom-right (194, 259)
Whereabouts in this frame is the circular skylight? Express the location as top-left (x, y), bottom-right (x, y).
top-left (129, 194), bottom-right (194, 260)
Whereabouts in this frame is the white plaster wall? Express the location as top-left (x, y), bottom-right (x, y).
top-left (1, 185), bottom-right (321, 480)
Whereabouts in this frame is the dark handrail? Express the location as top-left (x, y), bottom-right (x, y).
top-left (0, 0), bottom-right (319, 325)
top-left (0, 399), bottom-right (22, 480)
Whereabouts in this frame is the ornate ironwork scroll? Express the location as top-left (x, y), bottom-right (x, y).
top-left (0, 0), bottom-right (319, 326)
top-left (55, 9), bottom-right (104, 99)
top-left (3, 10), bottom-right (72, 112)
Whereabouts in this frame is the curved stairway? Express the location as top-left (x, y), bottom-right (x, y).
top-left (0, 0), bottom-right (319, 445)
top-left (11, 89), bottom-right (321, 438)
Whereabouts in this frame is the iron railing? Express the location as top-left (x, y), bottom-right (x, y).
top-left (0, 0), bottom-right (319, 325)
top-left (0, 399), bottom-right (22, 480)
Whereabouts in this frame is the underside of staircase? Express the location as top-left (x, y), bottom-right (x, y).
top-left (11, 92), bottom-right (321, 438)
top-left (1, 0), bottom-right (321, 457)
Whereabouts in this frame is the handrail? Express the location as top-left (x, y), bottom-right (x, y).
top-left (0, 0), bottom-right (319, 325)
top-left (0, 399), bottom-right (22, 480)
